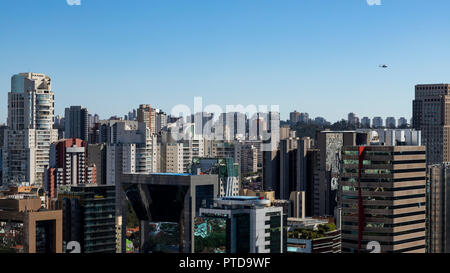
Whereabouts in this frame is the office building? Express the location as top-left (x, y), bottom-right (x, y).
top-left (316, 130), bottom-right (368, 217)
top-left (263, 136), bottom-right (300, 200)
top-left (196, 196), bottom-right (286, 253)
top-left (340, 145), bottom-right (426, 253)
top-left (263, 136), bottom-right (319, 217)
top-left (65, 106), bottom-right (89, 141)
top-left (413, 84), bottom-right (450, 164)
top-left (427, 163), bottom-right (450, 253)
top-left (289, 191), bottom-right (306, 219)
top-left (56, 185), bottom-right (116, 253)
top-left (121, 173), bottom-right (218, 253)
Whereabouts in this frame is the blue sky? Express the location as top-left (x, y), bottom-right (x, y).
top-left (1, 0), bottom-right (450, 123)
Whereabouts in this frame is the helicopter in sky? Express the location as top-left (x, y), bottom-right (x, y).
top-left (379, 64), bottom-right (388, 68)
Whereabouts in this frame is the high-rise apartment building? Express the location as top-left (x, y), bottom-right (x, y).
top-left (361, 117), bottom-right (371, 128)
top-left (340, 145), bottom-right (426, 253)
top-left (2, 73), bottom-right (58, 186)
top-left (348, 113), bottom-right (359, 126)
top-left (413, 84), bottom-right (450, 164)
top-left (87, 143), bottom-right (107, 185)
top-left (99, 120), bottom-right (157, 185)
top-left (372, 117), bottom-right (383, 128)
top-left (234, 141), bottom-right (259, 175)
top-left (64, 106), bottom-right (89, 141)
top-left (398, 117), bottom-right (408, 128)
top-left (137, 104), bottom-right (167, 135)
top-left (386, 117), bottom-right (396, 129)
top-left (289, 111), bottom-right (301, 125)
top-left (314, 117), bottom-right (328, 126)
top-left (47, 138), bottom-right (97, 198)
top-left (299, 113), bottom-right (309, 124)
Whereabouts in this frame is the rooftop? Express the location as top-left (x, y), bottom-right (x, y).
top-left (150, 173), bottom-right (193, 176)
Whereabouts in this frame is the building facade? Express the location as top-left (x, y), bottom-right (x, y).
top-left (64, 106), bottom-right (89, 141)
top-left (2, 73), bottom-right (58, 187)
top-left (413, 84), bottom-right (450, 165)
top-left (427, 163), bottom-right (450, 253)
top-left (340, 145), bottom-right (426, 253)
top-left (47, 138), bottom-right (97, 198)
top-left (56, 185), bottom-right (116, 253)
top-left (197, 196), bottom-right (286, 253)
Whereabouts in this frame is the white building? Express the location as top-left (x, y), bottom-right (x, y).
top-left (357, 128), bottom-right (422, 146)
top-left (104, 121), bottom-right (158, 185)
top-left (2, 73), bottom-right (58, 187)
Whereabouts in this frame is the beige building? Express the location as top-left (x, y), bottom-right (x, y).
top-left (234, 141), bottom-right (259, 175)
top-left (340, 145), bottom-right (426, 253)
top-left (0, 197), bottom-right (62, 253)
top-left (163, 142), bottom-right (184, 173)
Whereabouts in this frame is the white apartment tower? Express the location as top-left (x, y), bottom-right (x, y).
top-left (2, 73), bottom-right (58, 186)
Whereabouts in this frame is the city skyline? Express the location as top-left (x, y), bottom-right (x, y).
top-left (3, 1), bottom-right (450, 122)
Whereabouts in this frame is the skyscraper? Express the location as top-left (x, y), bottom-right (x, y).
top-left (340, 145), bottom-right (426, 253)
top-left (316, 130), bottom-right (368, 217)
top-left (65, 106), bottom-right (89, 141)
top-left (56, 185), bottom-right (116, 253)
top-left (47, 138), bottom-right (97, 198)
top-left (427, 163), bottom-right (450, 253)
top-left (413, 84), bottom-right (450, 165)
top-left (2, 73), bottom-right (58, 186)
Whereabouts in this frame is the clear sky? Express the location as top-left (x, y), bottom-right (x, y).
top-left (1, 0), bottom-right (450, 123)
